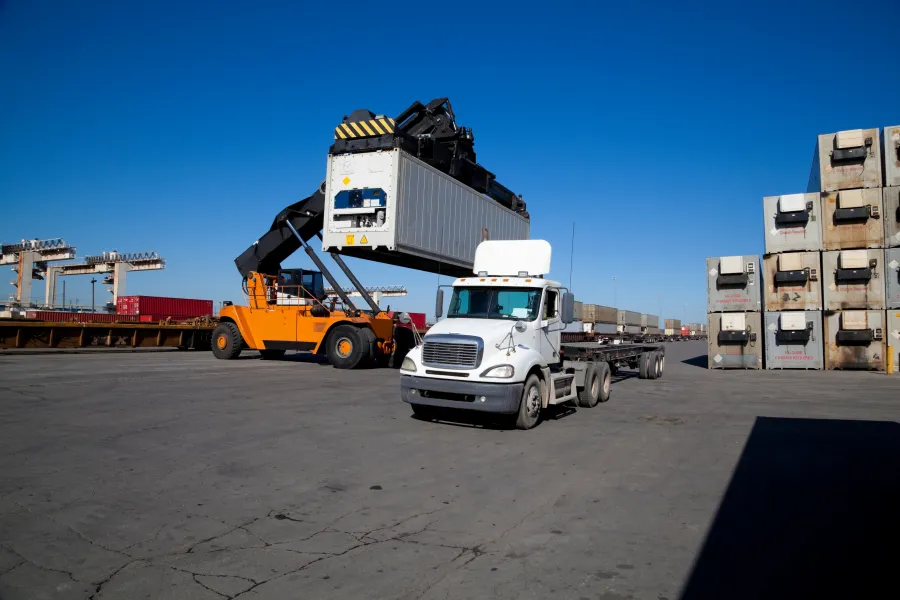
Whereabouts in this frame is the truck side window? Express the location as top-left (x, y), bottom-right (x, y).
top-left (544, 290), bottom-right (558, 319)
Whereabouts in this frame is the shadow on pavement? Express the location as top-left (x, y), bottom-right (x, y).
top-left (678, 417), bottom-right (900, 600)
top-left (681, 354), bottom-right (708, 368)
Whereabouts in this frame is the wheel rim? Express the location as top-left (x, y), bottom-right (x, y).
top-left (602, 372), bottom-right (610, 396)
top-left (216, 335), bottom-right (227, 350)
top-left (661, 356), bottom-right (665, 372)
top-left (336, 338), bottom-right (353, 358)
top-left (590, 374), bottom-right (598, 398)
top-left (526, 385), bottom-right (541, 417)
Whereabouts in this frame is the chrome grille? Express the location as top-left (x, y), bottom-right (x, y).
top-left (422, 341), bottom-right (479, 369)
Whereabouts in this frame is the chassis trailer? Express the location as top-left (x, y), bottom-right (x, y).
top-left (399, 240), bottom-right (665, 430)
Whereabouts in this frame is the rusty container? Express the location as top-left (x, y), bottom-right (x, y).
top-left (822, 249), bottom-right (885, 310)
top-left (807, 129), bottom-right (882, 192)
top-left (884, 187), bottom-right (900, 248)
top-left (823, 310), bottom-right (886, 370)
top-left (820, 188), bottom-right (885, 250)
top-left (886, 247), bottom-right (900, 309)
top-left (707, 311), bottom-right (763, 369)
top-left (762, 252), bottom-right (822, 311)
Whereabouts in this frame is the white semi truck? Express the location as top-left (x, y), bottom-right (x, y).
top-left (400, 240), bottom-right (665, 429)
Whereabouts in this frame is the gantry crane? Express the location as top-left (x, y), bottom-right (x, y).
top-left (43, 251), bottom-right (166, 310)
top-left (1, 239), bottom-right (76, 305)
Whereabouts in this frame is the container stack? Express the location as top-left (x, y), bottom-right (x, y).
top-left (582, 304), bottom-right (617, 335)
top-left (706, 255), bottom-right (762, 368)
top-left (617, 310), bottom-right (641, 335)
top-left (808, 128), bottom-right (888, 370)
top-left (641, 314), bottom-right (662, 337)
top-left (664, 319), bottom-right (681, 337)
top-left (761, 189), bottom-right (825, 369)
top-left (885, 126), bottom-right (900, 375)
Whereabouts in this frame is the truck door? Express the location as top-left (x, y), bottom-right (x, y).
top-left (539, 288), bottom-right (562, 364)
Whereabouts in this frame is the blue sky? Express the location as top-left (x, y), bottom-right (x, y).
top-left (2, 0), bottom-right (898, 322)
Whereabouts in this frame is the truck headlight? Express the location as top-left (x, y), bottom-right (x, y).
top-left (400, 357), bottom-right (417, 372)
top-left (480, 364), bottom-right (515, 378)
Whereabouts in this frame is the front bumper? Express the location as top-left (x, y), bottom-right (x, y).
top-left (400, 375), bottom-right (523, 414)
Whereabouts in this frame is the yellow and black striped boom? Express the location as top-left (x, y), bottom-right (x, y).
top-left (334, 117), bottom-right (396, 140)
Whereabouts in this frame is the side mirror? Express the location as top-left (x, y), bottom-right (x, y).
top-left (435, 288), bottom-right (444, 319)
top-left (561, 292), bottom-right (575, 324)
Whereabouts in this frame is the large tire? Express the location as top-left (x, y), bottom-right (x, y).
top-left (356, 326), bottom-right (378, 368)
top-left (638, 352), bottom-right (650, 379)
top-left (515, 374), bottom-right (543, 430)
top-left (655, 351), bottom-right (664, 379)
top-left (389, 327), bottom-right (416, 369)
top-left (577, 363), bottom-right (601, 408)
top-left (259, 349), bottom-right (286, 360)
top-left (212, 322), bottom-right (242, 360)
top-left (325, 325), bottom-right (367, 369)
top-left (596, 362), bottom-right (612, 403)
top-left (648, 351), bottom-right (660, 380)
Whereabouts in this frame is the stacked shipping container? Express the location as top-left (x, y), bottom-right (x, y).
top-left (706, 255), bottom-right (762, 368)
top-left (807, 128), bottom-right (891, 371)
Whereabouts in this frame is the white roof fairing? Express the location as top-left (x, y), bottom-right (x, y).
top-left (473, 240), bottom-right (552, 277)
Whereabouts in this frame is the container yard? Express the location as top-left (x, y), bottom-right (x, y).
top-left (2, 10), bottom-right (898, 600)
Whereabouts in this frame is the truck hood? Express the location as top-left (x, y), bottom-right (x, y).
top-left (425, 318), bottom-right (534, 349)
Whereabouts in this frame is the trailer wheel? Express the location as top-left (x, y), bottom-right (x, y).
top-left (655, 351), bottom-right (665, 378)
top-left (596, 362), bottom-right (611, 403)
top-left (326, 325), bottom-right (367, 369)
top-left (577, 364), bottom-right (601, 408)
top-left (515, 374), bottom-right (543, 430)
top-left (259, 349), bottom-right (286, 360)
top-left (638, 352), bottom-right (650, 379)
top-left (648, 351), bottom-right (661, 380)
top-left (212, 322), bottom-right (242, 360)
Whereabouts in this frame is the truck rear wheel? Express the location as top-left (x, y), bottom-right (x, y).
top-left (596, 362), bottom-right (611, 402)
top-left (655, 351), bottom-right (664, 378)
top-left (638, 352), bottom-right (650, 379)
top-left (326, 325), bottom-right (367, 369)
top-left (515, 374), bottom-right (543, 430)
top-left (577, 363), bottom-right (601, 408)
top-left (212, 322), bottom-right (242, 360)
top-left (648, 351), bottom-right (661, 380)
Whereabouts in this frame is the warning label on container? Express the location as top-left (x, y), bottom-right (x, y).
top-left (889, 260), bottom-right (899, 270)
top-left (713, 354), bottom-right (722, 363)
top-left (345, 234), bottom-right (355, 246)
top-left (767, 323), bottom-right (777, 331)
top-left (360, 235), bottom-right (368, 244)
top-left (709, 268), bottom-right (718, 276)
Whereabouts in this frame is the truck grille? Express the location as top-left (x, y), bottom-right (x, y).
top-left (422, 341), bottom-right (480, 369)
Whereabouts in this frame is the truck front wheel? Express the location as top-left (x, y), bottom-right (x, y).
top-left (212, 322), bottom-right (243, 360)
top-left (515, 374), bottom-right (543, 430)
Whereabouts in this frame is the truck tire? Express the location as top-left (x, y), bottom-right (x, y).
top-left (596, 362), bottom-right (612, 403)
top-left (259, 349), bottom-right (286, 360)
top-left (389, 327), bottom-right (416, 368)
top-left (655, 351), bottom-right (665, 378)
top-left (212, 322), bottom-right (242, 360)
top-left (577, 363), bottom-right (601, 408)
top-left (356, 326), bottom-right (378, 368)
top-left (326, 325), bottom-right (367, 369)
top-left (515, 374), bottom-right (543, 430)
top-left (638, 352), bottom-right (650, 379)
top-left (648, 351), bottom-right (660, 380)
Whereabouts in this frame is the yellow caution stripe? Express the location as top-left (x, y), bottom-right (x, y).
top-left (334, 118), bottom-right (395, 139)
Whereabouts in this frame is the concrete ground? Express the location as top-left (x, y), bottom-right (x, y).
top-left (1, 341), bottom-right (898, 600)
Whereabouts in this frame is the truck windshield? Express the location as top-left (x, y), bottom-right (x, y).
top-left (447, 287), bottom-right (542, 320)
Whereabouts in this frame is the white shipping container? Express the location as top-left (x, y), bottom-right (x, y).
top-left (820, 189), bottom-right (885, 250)
top-left (808, 129), bottom-right (882, 192)
top-left (823, 310), bottom-right (886, 370)
top-left (322, 149), bottom-right (529, 277)
top-left (885, 187), bottom-right (900, 248)
top-left (762, 193), bottom-right (823, 253)
top-left (885, 125), bottom-right (900, 187)
top-left (822, 249), bottom-right (885, 310)
top-left (762, 252), bottom-right (822, 311)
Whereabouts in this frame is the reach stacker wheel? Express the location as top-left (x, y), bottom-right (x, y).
top-left (326, 325), bottom-right (368, 369)
top-left (212, 322), bottom-right (243, 360)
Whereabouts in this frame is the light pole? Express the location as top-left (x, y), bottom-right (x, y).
top-left (612, 276), bottom-right (618, 308)
top-left (91, 278), bottom-right (97, 313)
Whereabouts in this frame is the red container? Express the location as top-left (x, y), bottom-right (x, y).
top-left (116, 296), bottom-right (213, 318)
top-left (389, 311), bottom-right (427, 332)
top-left (680, 325), bottom-right (690, 336)
top-left (26, 311), bottom-right (139, 323)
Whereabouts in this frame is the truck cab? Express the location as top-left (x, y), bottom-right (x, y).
top-left (399, 240), bottom-right (577, 428)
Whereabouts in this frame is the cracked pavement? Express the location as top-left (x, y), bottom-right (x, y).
top-left (1, 342), bottom-right (899, 599)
